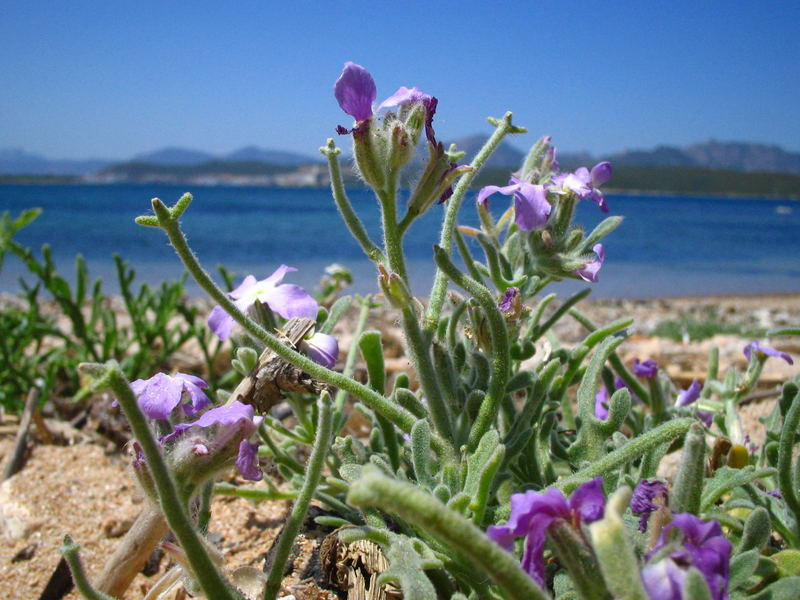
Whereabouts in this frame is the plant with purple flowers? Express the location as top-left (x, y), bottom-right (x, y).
top-left (58, 60), bottom-right (800, 600)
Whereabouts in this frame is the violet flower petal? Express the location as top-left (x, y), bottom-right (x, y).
top-left (641, 557), bottom-right (686, 600)
top-left (650, 513), bottom-right (732, 600)
top-left (334, 62), bottom-right (376, 122)
top-left (590, 161), bottom-right (613, 187)
top-left (499, 287), bottom-right (520, 314)
top-left (676, 379), bottom-right (702, 407)
top-left (305, 332), bottom-right (339, 368)
top-left (576, 244), bottom-right (605, 283)
top-left (743, 340), bottom-right (793, 365)
top-left (208, 266), bottom-right (317, 339)
top-left (505, 488), bottom-right (570, 536)
top-left (594, 387), bottom-right (610, 420)
top-left (486, 524), bottom-right (516, 552)
top-left (235, 440), bottom-right (263, 481)
top-left (377, 86), bottom-right (431, 112)
top-left (513, 182), bottom-right (551, 231)
top-left (259, 283), bottom-right (318, 320)
top-left (162, 400), bottom-right (257, 445)
top-left (631, 479), bottom-right (669, 532)
top-left (229, 274), bottom-right (259, 299)
top-left (520, 514), bottom-right (560, 586)
top-left (568, 477), bottom-right (605, 523)
top-left (633, 359), bottom-right (659, 379)
top-left (476, 182), bottom-right (522, 208)
top-left (207, 304), bottom-right (236, 341)
top-left (133, 372), bottom-right (185, 420)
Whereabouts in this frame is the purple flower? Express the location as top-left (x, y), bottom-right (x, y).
top-left (334, 62), bottom-right (438, 143)
top-left (235, 441), bottom-right (262, 481)
top-left (575, 244), bottom-right (605, 282)
top-left (207, 265), bottom-right (318, 340)
top-left (129, 372), bottom-right (210, 420)
top-left (499, 287), bottom-right (520, 314)
top-left (477, 178), bottom-right (552, 231)
top-left (334, 62), bottom-right (376, 122)
top-left (743, 341), bottom-right (793, 365)
top-left (631, 479), bottom-right (669, 532)
top-left (162, 401), bottom-right (262, 481)
top-left (676, 379), bottom-right (702, 408)
top-left (595, 387), bottom-right (610, 419)
top-left (642, 513), bottom-right (732, 600)
top-left (549, 162), bottom-right (613, 213)
top-left (675, 379), bottom-right (711, 426)
top-left (633, 359), bottom-right (659, 379)
top-left (487, 478), bottom-right (605, 586)
top-left (302, 332), bottom-right (339, 368)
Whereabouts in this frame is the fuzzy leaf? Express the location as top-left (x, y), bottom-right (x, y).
top-left (700, 466), bottom-right (776, 511)
top-left (729, 548), bottom-right (760, 590)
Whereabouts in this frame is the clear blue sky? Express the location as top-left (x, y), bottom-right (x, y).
top-left (2, 1), bottom-right (798, 160)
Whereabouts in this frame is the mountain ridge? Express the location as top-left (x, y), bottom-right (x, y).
top-left (3, 139), bottom-right (800, 176)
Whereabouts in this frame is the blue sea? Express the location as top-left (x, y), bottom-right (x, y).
top-left (1, 184), bottom-right (799, 299)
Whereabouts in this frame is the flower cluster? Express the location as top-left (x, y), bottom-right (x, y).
top-left (128, 371), bottom-right (263, 482)
top-left (641, 513), bottom-right (732, 600)
top-left (488, 479), bottom-right (605, 586)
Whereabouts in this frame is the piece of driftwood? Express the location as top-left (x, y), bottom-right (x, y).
top-left (95, 503), bottom-right (169, 597)
top-left (320, 529), bottom-right (400, 600)
top-left (230, 317), bottom-right (332, 413)
top-left (2, 388), bottom-right (39, 481)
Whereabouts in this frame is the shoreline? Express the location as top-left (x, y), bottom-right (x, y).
top-left (1, 178), bottom-right (799, 200)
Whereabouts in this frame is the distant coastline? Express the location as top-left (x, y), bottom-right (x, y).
top-left (2, 165), bottom-right (799, 199)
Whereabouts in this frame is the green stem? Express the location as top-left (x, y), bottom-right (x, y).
top-left (97, 363), bottom-right (239, 600)
top-left (347, 469), bottom-right (550, 600)
top-left (379, 182), bottom-right (454, 449)
top-left (333, 296), bottom-right (372, 430)
top-left (434, 246), bottom-right (510, 451)
top-left (142, 199), bottom-right (455, 455)
top-left (263, 393), bottom-right (334, 600)
top-left (555, 418), bottom-right (694, 493)
top-left (321, 140), bottom-right (385, 264)
top-left (378, 181), bottom-right (409, 283)
top-left (568, 307), bottom-right (650, 405)
top-left (61, 535), bottom-right (117, 600)
top-left (401, 302), bottom-right (454, 446)
top-left (671, 423), bottom-right (706, 515)
top-left (778, 388), bottom-right (800, 530)
top-left (424, 112), bottom-right (525, 333)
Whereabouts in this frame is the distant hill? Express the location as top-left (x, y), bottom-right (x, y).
top-left (449, 136), bottom-right (800, 175)
top-left (4, 138), bottom-right (800, 184)
top-left (0, 148), bottom-right (110, 175)
top-left (131, 147), bottom-right (216, 166)
top-left (223, 145), bottom-right (321, 166)
top-left (605, 141), bottom-right (800, 174)
top-left (448, 135), bottom-right (525, 169)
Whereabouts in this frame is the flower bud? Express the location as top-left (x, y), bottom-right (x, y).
top-left (378, 265), bottom-right (413, 310)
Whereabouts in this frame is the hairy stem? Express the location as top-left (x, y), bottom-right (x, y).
top-left (321, 139), bottom-right (385, 264)
top-left (425, 112), bottom-right (526, 332)
top-left (61, 535), bottom-right (116, 600)
top-left (263, 393), bottom-right (334, 600)
top-left (347, 469), bottom-right (550, 600)
top-left (98, 362), bottom-right (239, 600)
top-left (433, 246), bottom-right (510, 451)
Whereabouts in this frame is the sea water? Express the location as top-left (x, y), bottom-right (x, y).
top-left (1, 184), bottom-right (799, 298)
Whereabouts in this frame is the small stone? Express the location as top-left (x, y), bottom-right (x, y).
top-left (11, 543), bottom-right (37, 562)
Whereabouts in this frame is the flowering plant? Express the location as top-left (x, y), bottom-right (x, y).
top-left (63, 62), bottom-right (800, 600)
